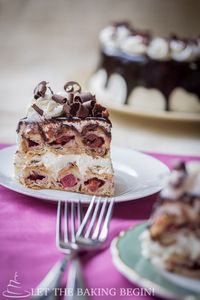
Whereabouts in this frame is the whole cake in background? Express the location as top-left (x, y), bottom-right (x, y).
top-left (88, 21), bottom-right (200, 113)
top-left (14, 81), bottom-right (114, 196)
top-left (140, 161), bottom-right (200, 278)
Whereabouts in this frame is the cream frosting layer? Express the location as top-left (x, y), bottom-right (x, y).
top-left (140, 230), bottom-right (200, 268)
top-left (41, 151), bottom-right (113, 177)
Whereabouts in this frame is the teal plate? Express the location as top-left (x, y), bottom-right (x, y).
top-left (111, 223), bottom-right (200, 300)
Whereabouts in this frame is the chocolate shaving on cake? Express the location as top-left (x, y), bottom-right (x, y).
top-left (173, 161), bottom-right (187, 172)
top-left (169, 161), bottom-right (187, 188)
top-left (31, 80), bottom-right (109, 120)
top-left (74, 92), bottom-right (95, 103)
top-left (64, 81), bottom-right (81, 93)
top-left (76, 104), bottom-right (89, 118)
top-left (68, 102), bottom-right (88, 118)
top-left (32, 103), bottom-right (43, 116)
top-left (34, 81), bottom-right (47, 99)
top-left (63, 103), bottom-right (71, 116)
top-left (47, 85), bottom-right (54, 95)
top-left (52, 94), bottom-right (67, 104)
top-left (62, 81), bottom-right (109, 119)
top-left (67, 92), bottom-right (74, 104)
top-left (70, 102), bottom-right (81, 116)
top-left (82, 100), bottom-right (96, 112)
top-left (92, 103), bottom-right (108, 118)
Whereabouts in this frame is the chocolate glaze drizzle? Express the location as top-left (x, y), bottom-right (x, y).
top-left (99, 48), bottom-right (200, 111)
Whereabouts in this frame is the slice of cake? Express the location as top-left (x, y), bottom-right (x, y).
top-left (14, 81), bottom-right (114, 196)
top-left (88, 21), bottom-right (200, 113)
top-left (140, 161), bottom-right (200, 278)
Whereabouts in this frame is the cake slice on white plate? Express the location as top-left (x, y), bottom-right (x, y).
top-left (140, 161), bottom-right (200, 278)
top-left (14, 80), bottom-right (114, 196)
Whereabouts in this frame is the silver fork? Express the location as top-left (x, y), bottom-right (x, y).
top-left (32, 196), bottom-right (114, 300)
top-left (57, 200), bottom-right (87, 300)
top-left (58, 196), bottom-right (115, 300)
top-left (32, 200), bottom-right (85, 300)
top-left (75, 196), bottom-right (115, 250)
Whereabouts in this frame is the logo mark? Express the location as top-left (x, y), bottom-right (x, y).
top-left (2, 272), bottom-right (30, 298)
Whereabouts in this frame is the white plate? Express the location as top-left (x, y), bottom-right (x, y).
top-left (0, 145), bottom-right (169, 203)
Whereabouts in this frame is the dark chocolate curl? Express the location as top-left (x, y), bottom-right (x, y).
top-left (31, 80), bottom-right (109, 121)
top-left (63, 103), bottom-right (71, 115)
top-left (34, 81), bottom-right (47, 99)
top-left (47, 85), bottom-right (54, 95)
top-left (74, 92), bottom-right (94, 103)
top-left (173, 161), bottom-right (186, 172)
top-left (32, 103), bottom-right (43, 116)
top-left (52, 94), bottom-right (67, 104)
top-left (70, 102), bottom-right (81, 116)
top-left (67, 92), bottom-right (74, 104)
top-left (102, 109), bottom-right (109, 118)
top-left (92, 103), bottom-right (109, 118)
top-left (64, 81), bottom-right (81, 93)
top-left (73, 94), bottom-right (83, 103)
top-left (76, 105), bottom-right (89, 118)
top-left (82, 100), bottom-right (96, 112)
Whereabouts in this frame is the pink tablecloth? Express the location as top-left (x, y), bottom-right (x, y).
top-left (0, 144), bottom-right (199, 300)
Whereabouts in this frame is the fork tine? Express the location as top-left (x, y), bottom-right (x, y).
top-left (77, 199), bottom-right (83, 227)
top-left (92, 198), bottom-right (108, 240)
top-left (71, 202), bottom-right (76, 243)
top-left (56, 201), bottom-right (62, 248)
top-left (64, 202), bottom-right (69, 243)
top-left (98, 198), bottom-right (114, 241)
top-left (84, 198), bottom-right (101, 239)
top-left (76, 196), bottom-right (96, 238)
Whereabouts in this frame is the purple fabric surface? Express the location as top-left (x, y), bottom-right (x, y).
top-left (0, 143), bottom-right (199, 300)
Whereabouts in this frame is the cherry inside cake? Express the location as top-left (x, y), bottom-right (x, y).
top-left (14, 80), bottom-right (114, 196)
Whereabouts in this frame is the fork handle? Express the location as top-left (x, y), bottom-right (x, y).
top-left (32, 256), bottom-right (68, 300)
top-left (66, 257), bottom-right (88, 300)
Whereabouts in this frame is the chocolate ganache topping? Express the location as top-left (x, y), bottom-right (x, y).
top-left (29, 81), bottom-right (109, 121)
top-left (97, 21), bottom-right (200, 110)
